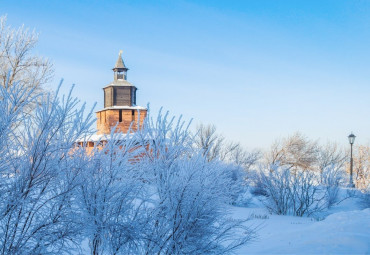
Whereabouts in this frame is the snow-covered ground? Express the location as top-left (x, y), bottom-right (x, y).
top-left (74, 191), bottom-right (370, 255)
top-left (232, 195), bottom-right (370, 254)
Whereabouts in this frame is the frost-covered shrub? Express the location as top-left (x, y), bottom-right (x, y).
top-left (76, 131), bottom-right (147, 255)
top-left (132, 111), bottom-right (255, 254)
top-left (320, 165), bottom-right (346, 208)
top-left (0, 80), bottom-right (94, 254)
top-left (233, 188), bottom-right (253, 207)
top-left (358, 189), bottom-right (370, 209)
top-left (249, 169), bottom-right (269, 197)
top-left (229, 166), bottom-right (255, 207)
top-left (258, 166), bottom-right (292, 215)
top-left (145, 155), bottom-right (252, 254)
top-left (221, 163), bottom-right (248, 205)
top-left (257, 165), bottom-right (325, 217)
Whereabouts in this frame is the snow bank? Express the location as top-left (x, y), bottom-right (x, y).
top-left (234, 207), bottom-right (370, 254)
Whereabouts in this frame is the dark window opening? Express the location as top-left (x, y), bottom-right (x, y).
top-left (132, 110), bottom-right (135, 121)
top-left (113, 88), bottom-right (116, 105)
top-left (119, 109), bottom-right (123, 122)
top-left (131, 88), bottom-right (136, 105)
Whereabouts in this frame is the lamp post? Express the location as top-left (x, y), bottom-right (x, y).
top-left (348, 133), bottom-right (356, 188)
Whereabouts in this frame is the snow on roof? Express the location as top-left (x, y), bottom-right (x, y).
top-left (76, 129), bottom-right (169, 143)
top-left (76, 132), bottom-right (157, 143)
top-left (103, 80), bottom-right (135, 88)
top-left (76, 133), bottom-right (134, 143)
top-left (96, 105), bottom-right (147, 113)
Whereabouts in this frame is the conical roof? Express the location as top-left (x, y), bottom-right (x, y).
top-left (114, 50), bottom-right (128, 70)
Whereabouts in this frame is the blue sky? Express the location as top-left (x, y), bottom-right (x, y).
top-left (2, 0), bottom-right (370, 149)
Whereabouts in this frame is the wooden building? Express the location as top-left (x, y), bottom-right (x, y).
top-left (77, 51), bottom-right (147, 151)
top-left (96, 50), bottom-right (147, 135)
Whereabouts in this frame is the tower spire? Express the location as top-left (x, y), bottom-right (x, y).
top-left (113, 50), bottom-right (128, 81)
top-left (114, 50), bottom-right (127, 69)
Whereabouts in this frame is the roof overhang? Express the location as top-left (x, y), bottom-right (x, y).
top-left (96, 105), bottom-right (147, 113)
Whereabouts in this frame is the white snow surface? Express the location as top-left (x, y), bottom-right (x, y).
top-left (232, 196), bottom-right (370, 255)
top-left (74, 192), bottom-right (370, 255)
top-left (96, 105), bottom-right (147, 112)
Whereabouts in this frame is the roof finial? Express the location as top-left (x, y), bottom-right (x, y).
top-left (114, 50), bottom-right (127, 70)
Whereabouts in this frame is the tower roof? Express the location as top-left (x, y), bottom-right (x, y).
top-left (114, 50), bottom-right (128, 70)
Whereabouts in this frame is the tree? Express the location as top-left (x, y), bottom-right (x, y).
top-left (265, 132), bottom-right (319, 172)
top-left (317, 142), bottom-right (347, 177)
top-left (194, 123), bottom-right (224, 161)
top-left (194, 123), bottom-right (261, 206)
top-left (194, 123), bottom-right (260, 171)
top-left (0, 77), bottom-right (94, 254)
top-left (0, 15), bottom-right (53, 111)
top-left (351, 145), bottom-right (370, 190)
top-left (224, 143), bottom-right (261, 172)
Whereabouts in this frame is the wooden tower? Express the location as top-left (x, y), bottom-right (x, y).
top-left (96, 51), bottom-right (147, 134)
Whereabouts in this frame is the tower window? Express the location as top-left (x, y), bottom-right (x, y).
top-left (132, 110), bottom-right (135, 121)
top-left (119, 109), bottom-right (123, 122)
top-left (131, 88), bottom-right (136, 106)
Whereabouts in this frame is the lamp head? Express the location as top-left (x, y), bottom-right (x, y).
top-left (348, 133), bottom-right (356, 145)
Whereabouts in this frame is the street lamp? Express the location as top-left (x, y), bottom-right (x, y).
top-left (348, 133), bottom-right (356, 188)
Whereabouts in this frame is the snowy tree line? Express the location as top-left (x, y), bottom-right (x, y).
top-left (195, 125), bottom-right (370, 215)
top-left (258, 133), bottom-right (370, 213)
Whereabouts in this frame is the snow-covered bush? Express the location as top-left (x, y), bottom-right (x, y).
top-left (225, 162), bottom-right (253, 207)
top-left (133, 111), bottom-right (255, 254)
top-left (233, 187), bottom-right (254, 207)
top-left (219, 162), bottom-right (249, 206)
top-left (249, 169), bottom-right (268, 197)
top-left (257, 166), bottom-right (292, 215)
top-left (256, 165), bottom-right (325, 217)
top-left (0, 79), bottom-right (94, 254)
top-left (358, 189), bottom-right (370, 209)
top-left (76, 130), bottom-right (147, 255)
top-left (258, 135), bottom-right (355, 215)
top-left (320, 165), bottom-right (346, 208)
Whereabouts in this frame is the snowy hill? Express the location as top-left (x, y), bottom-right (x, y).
top-left (232, 195), bottom-right (370, 254)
